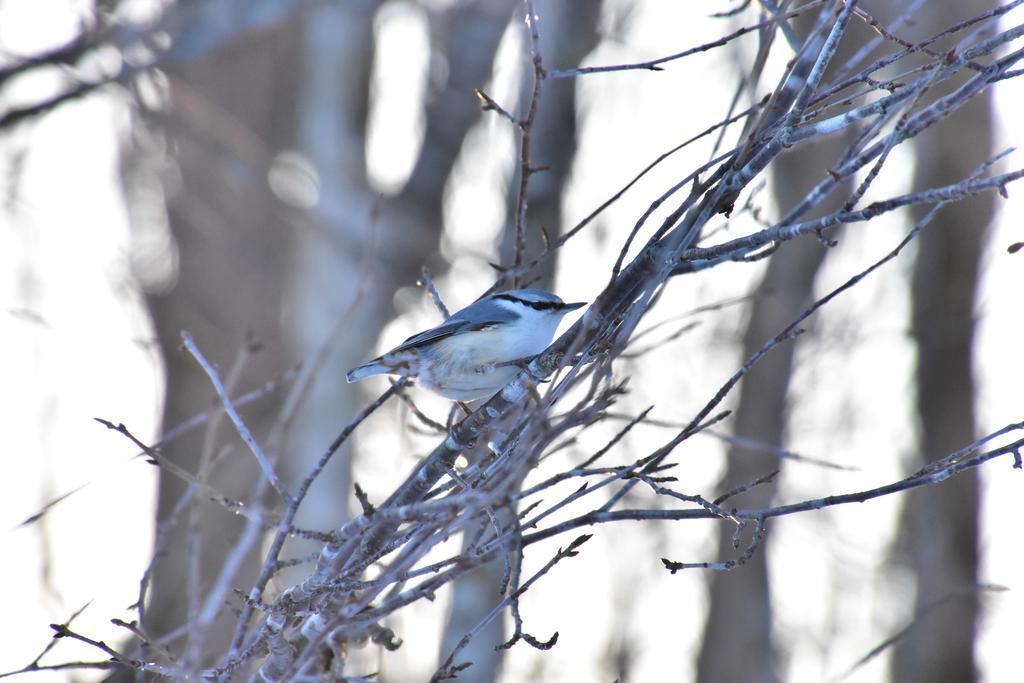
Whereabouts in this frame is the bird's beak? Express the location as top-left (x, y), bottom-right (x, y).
top-left (560, 301), bottom-right (586, 311)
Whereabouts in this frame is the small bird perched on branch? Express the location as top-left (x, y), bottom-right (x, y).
top-left (346, 289), bottom-right (586, 401)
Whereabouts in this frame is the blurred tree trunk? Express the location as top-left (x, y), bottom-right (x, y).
top-left (131, 0), bottom-right (531, 673)
top-left (140, 17), bottom-right (304, 665)
top-left (277, 0), bottom-right (379, 576)
top-left (438, 3), bottom-right (601, 680)
top-left (890, 2), bottom-right (995, 680)
top-left (285, 0), bottom-right (519, 538)
top-left (694, 200), bottom-right (828, 683)
top-left (694, 10), bottom-right (862, 681)
top-left (496, 0), bottom-right (602, 284)
top-left (280, 0), bottom-right (522, 679)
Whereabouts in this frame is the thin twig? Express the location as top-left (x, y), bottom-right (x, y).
top-left (420, 265), bottom-right (450, 319)
top-left (545, 1), bottom-right (825, 78)
top-left (180, 331), bottom-right (290, 499)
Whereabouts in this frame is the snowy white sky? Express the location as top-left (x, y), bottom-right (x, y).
top-left (1, 2), bottom-right (1022, 681)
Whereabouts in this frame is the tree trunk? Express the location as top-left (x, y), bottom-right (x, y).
top-left (281, 0), bottom-right (521, 679)
top-left (142, 18), bottom-right (304, 666)
top-left (277, 0), bottom-right (379, 581)
top-left (694, 227), bottom-right (827, 683)
top-left (891, 4), bottom-right (995, 679)
top-left (695, 8), bottom-right (863, 679)
top-left (438, 3), bottom-right (601, 680)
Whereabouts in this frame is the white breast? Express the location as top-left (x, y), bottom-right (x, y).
top-left (417, 317), bottom-right (560, 400)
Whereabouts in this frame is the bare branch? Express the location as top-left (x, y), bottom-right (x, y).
top-left (181, 331), bottom-right (291, 499)
top-left (545, 1), bottom-right (826, 78)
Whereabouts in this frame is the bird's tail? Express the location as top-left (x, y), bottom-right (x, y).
top-left (346, 359), bottom-right (389, 383)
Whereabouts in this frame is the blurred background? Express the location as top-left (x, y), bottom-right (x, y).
top-left (2, 0), bottom-right (1022, 681)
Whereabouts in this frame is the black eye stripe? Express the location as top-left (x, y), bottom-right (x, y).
top-left (495, 293), bottom-right (563, 311)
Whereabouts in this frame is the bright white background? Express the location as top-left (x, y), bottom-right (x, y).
top-left (2, 1), bottom-right (1021, 681)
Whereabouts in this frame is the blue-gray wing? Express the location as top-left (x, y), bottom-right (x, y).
top-left (389, 299), bottom-right (517, 353)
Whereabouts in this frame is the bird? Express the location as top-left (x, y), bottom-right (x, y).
top-left (346, 289), bottom-right (586, 401)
